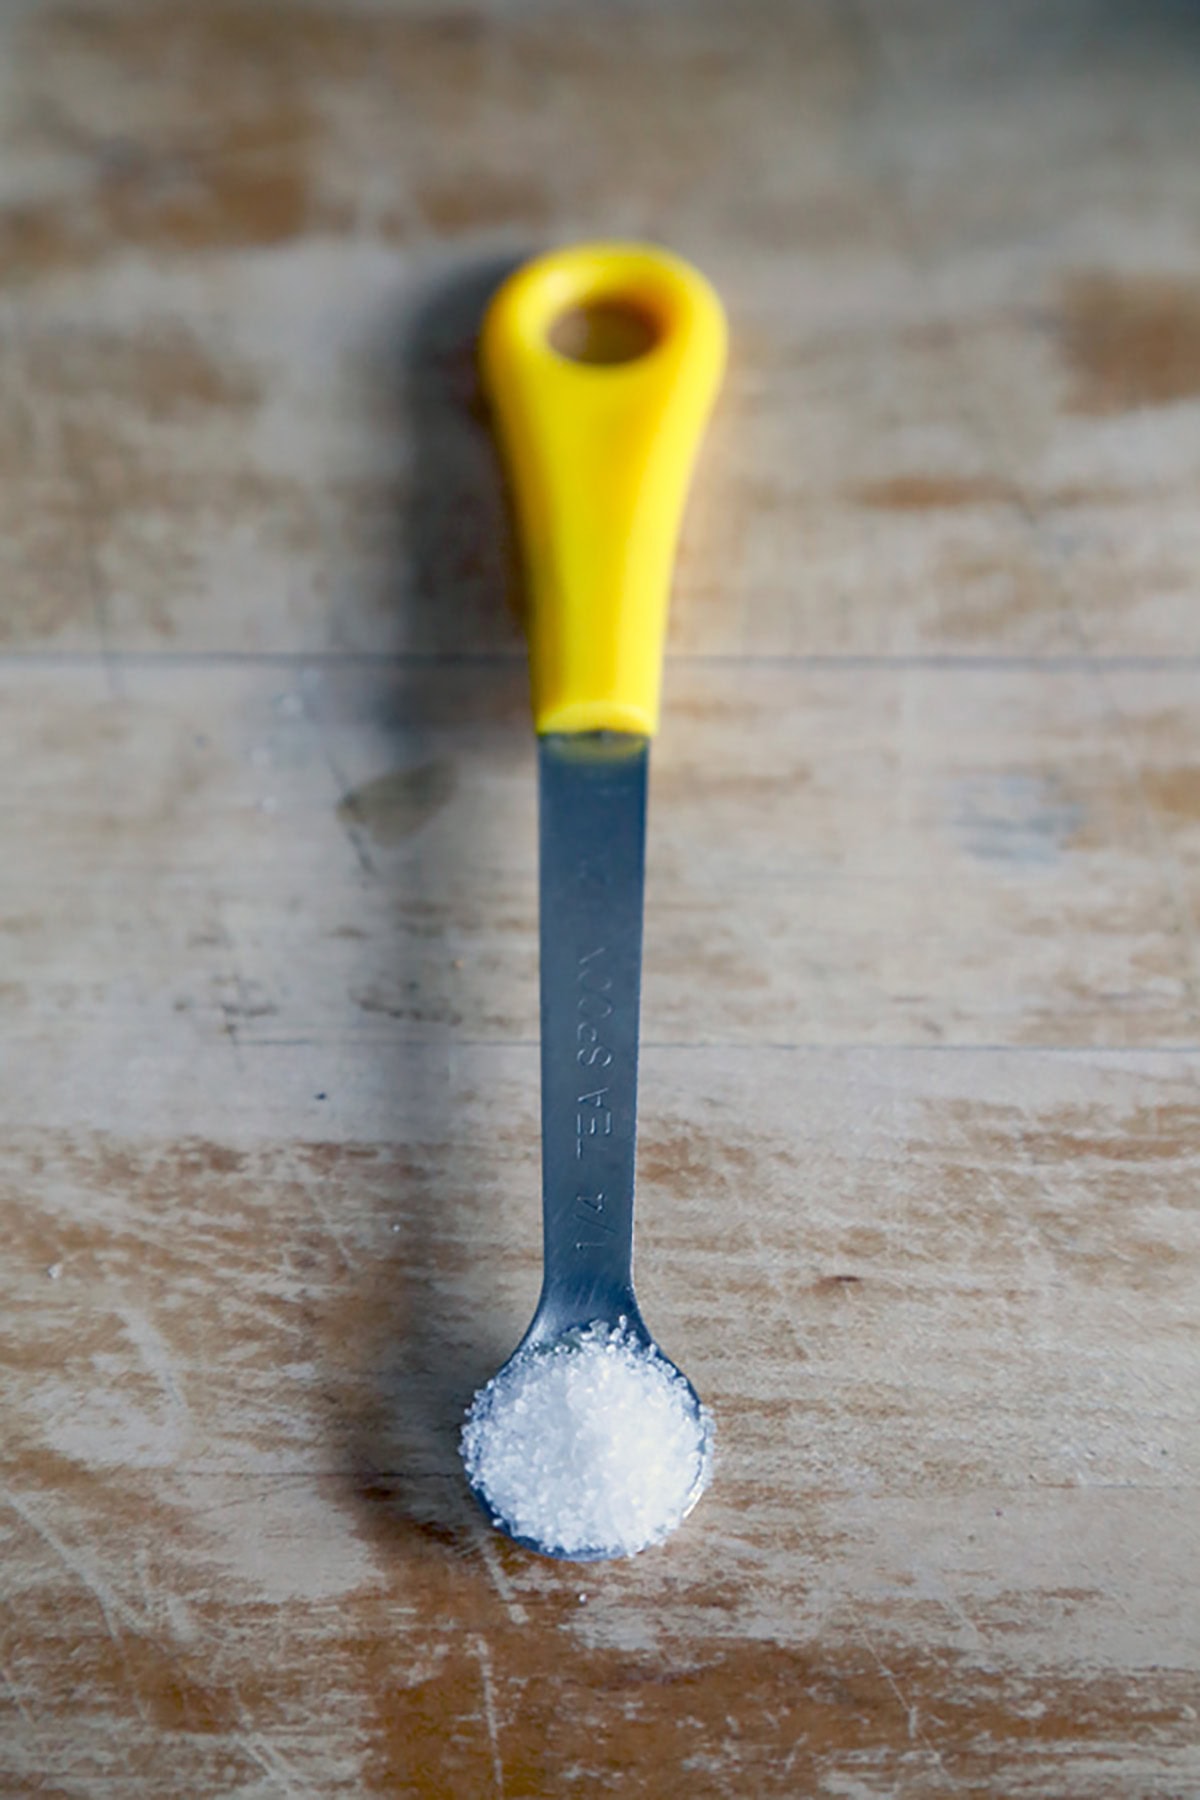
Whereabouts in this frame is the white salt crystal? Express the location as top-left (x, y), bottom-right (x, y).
top-left (460, 1322), bottom-right (712, 1559)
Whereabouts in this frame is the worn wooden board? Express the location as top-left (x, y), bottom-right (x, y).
top-left (2, 1), bottom-right (1199, 1795)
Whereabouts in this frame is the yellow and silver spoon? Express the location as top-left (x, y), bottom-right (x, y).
top-left (462, 243), bottom-right (726, 1559)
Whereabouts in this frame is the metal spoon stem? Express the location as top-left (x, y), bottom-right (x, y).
top-left (531, 732), bottom-right (649, 1345)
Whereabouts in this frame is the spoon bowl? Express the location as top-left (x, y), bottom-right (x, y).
top-left (463, 1307), bottom-right (713, 1562)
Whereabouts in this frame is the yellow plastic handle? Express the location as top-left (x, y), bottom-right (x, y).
top-left (481, 242), bottom-right (726, 737)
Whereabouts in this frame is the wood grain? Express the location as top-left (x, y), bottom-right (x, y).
top-left (2, 1), bottom-right (1199, 1795)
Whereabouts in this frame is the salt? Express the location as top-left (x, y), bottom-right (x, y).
top-left (460, 1322), bottom-right (712, 1559)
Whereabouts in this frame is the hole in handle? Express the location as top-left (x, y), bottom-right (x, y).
top-left (548, 299), bottom-right (660, 366)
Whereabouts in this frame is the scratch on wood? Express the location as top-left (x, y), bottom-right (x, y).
top-left (303, 1175), bottom-right (359, 1272)
top-left (235, 1708), bottom-right (313, 1798)
top-left (470, 1633), bottom-right (505, 1799)
top-left (472, 1523), bottom-right (529, 1628)
top-left (846, 1602), bottom-right (963, 1791)
top-left (1, 1485), bottom-right (143, 1642)
top-left (116, 1304), bottom-right (191, 1437)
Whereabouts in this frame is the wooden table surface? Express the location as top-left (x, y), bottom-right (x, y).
top-left (3, 2), bottom-right (1199, 1794)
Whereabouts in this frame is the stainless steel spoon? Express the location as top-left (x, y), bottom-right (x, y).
top-left (461, 243), bottom-right (726, 1559)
